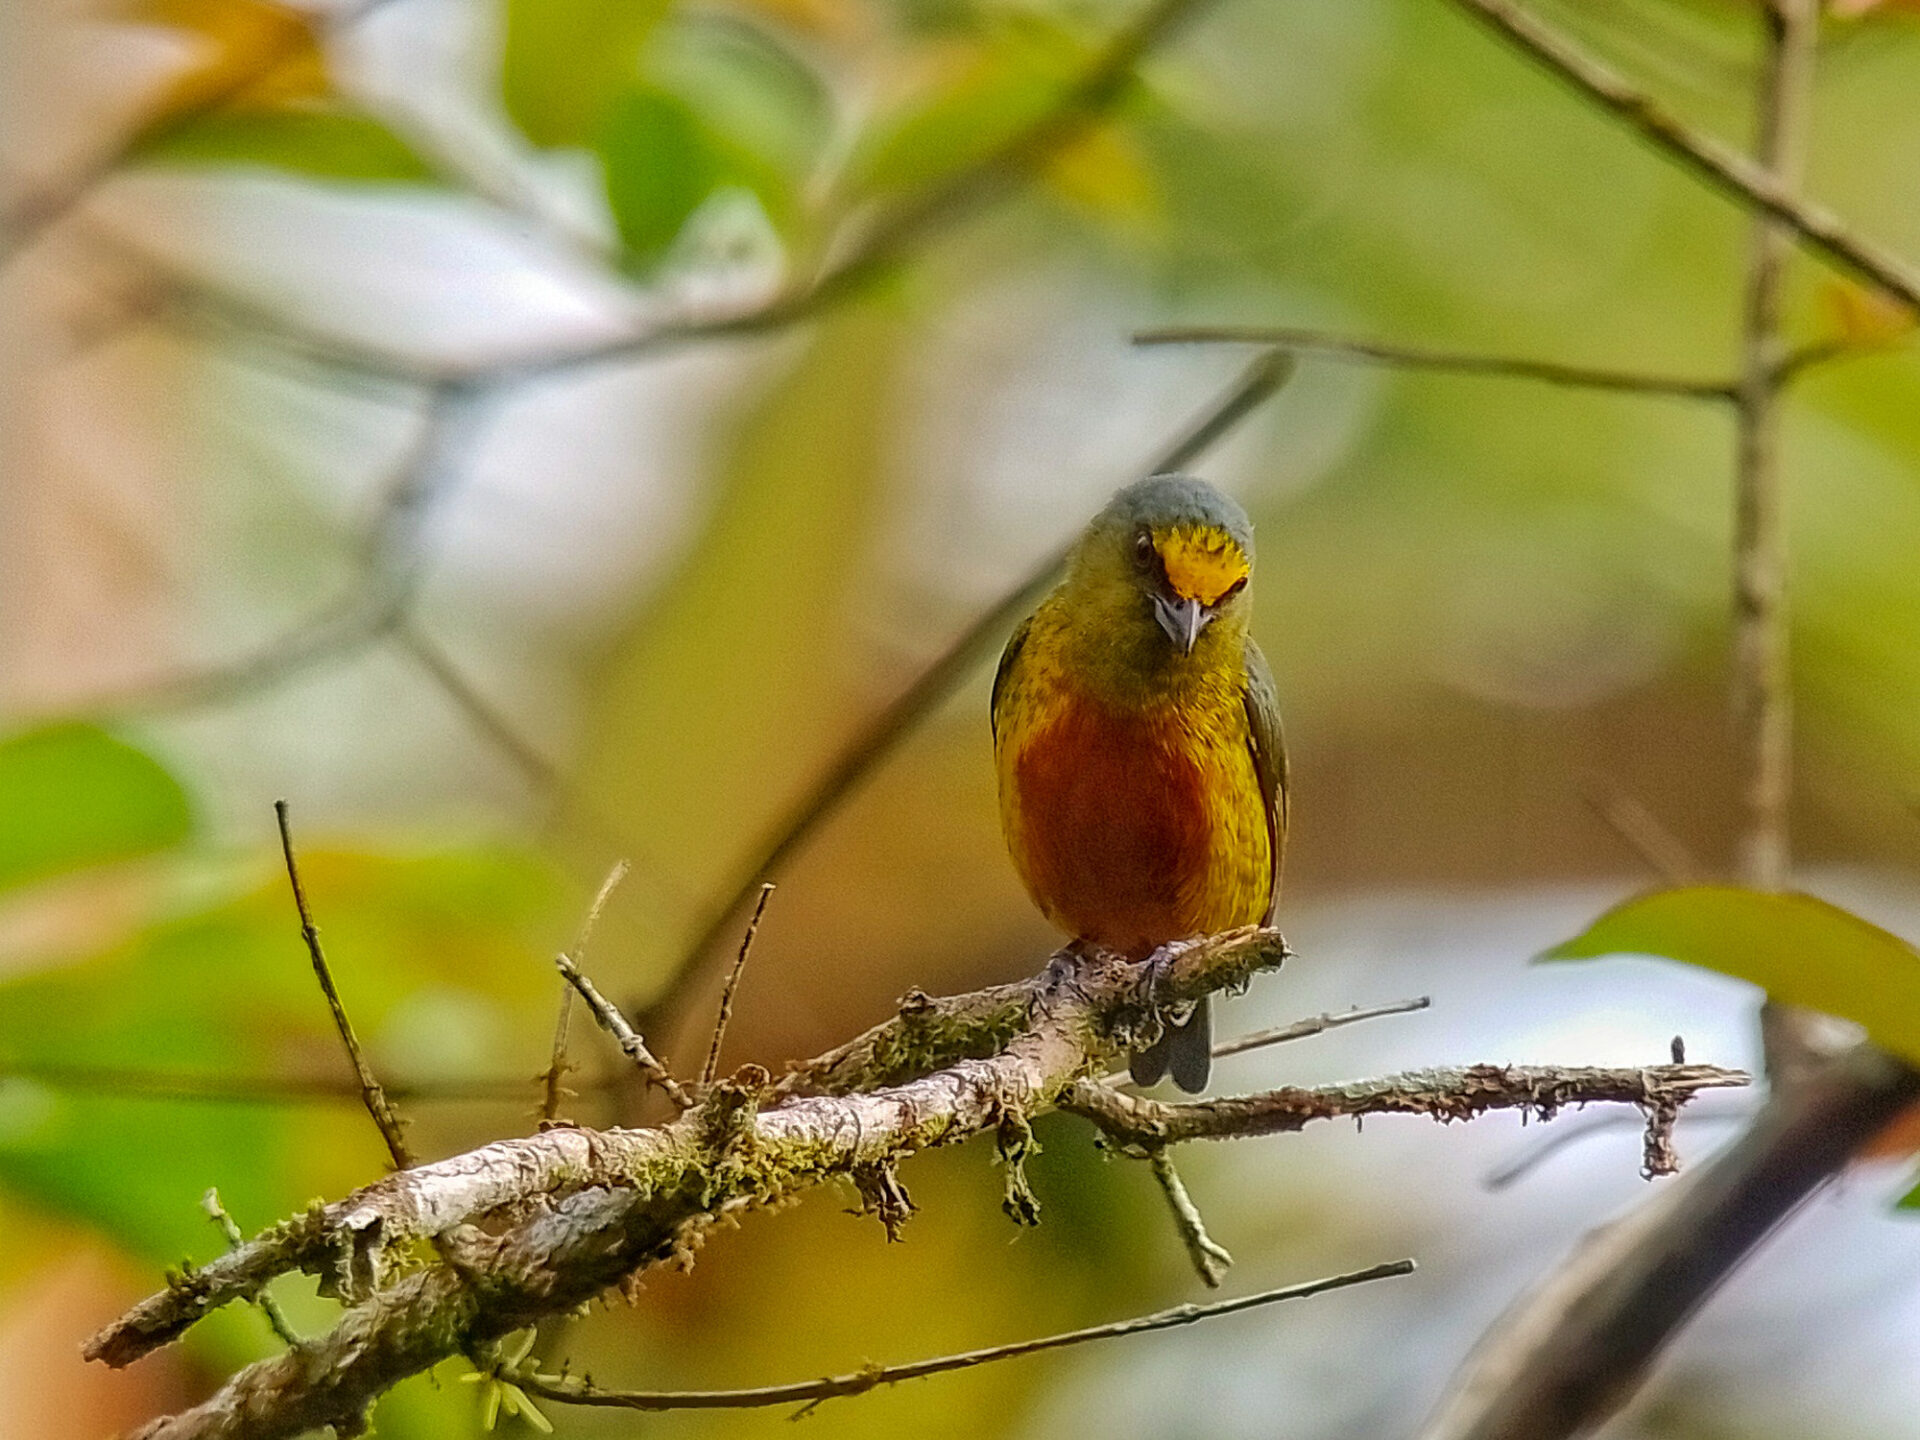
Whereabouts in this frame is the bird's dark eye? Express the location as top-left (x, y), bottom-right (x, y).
top-left (1131, 531), bottom-right (1155, 569)
top-left (1220, 576), bottom-right (1248, 603)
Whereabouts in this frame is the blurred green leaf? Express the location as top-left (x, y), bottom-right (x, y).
top-left (1543, 886), bottom-right (1920, 1064)
top-left (854, 31), bottom-right (1077, 196)
top-left (1900, 1178), bottom-right (1920, 1211)
top-left (849, 16), bottom-right (1157, 227)
top-left (130, 108), bottom-right (437, 180)
top-left (501, 0), bottom-right (672, 147)
top-left (646, 13), bottom-right (834, 186)
top-left (597, 88), bottom-right (724, 268)
top-left (0, 724), bottom-right (191, 896)
top-left (597, 85), bottom-right (797, 269)
top-left (0, 845), bottom-right (568, 1263)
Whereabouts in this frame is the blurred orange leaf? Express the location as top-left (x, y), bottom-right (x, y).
top-left (1819, 277), bottom-right (1919, 347)
top-left (123, 0), bottom-right (329, 129)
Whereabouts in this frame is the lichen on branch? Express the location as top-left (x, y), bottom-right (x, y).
top-left (86, 927), bottom-right (1745, 1440)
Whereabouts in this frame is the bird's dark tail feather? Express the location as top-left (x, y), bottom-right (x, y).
top-left (1129, 995), bottom-right (1211, 1093)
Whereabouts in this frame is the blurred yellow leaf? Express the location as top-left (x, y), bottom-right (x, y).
top-left (731, 0), bottom-right (862, 36)
top-left (854, 22), bottom-right (1086, 196)
top-left (1041, 121), bottom-right (1160, 228)
top-left (1819, 277), bottom-right (1919, 347)
top-left (123, 0), bottom-right (328, 127)
top-left (573, 309), bottom-right (904, 994)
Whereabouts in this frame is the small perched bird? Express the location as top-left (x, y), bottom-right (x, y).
top-left (993, 474), bottom-right (1287, 1092)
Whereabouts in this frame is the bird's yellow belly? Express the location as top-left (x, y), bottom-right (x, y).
top-left (999, 687), bottom-right (1270, 958)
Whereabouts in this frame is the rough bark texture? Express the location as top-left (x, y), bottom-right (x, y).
top-left (89, 929), bottom-right (1745, 1440)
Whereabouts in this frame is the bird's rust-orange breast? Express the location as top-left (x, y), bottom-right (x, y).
top-left (1007, 690), bottom-right (1226, 958)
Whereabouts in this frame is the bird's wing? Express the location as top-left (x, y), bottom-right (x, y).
top-left (990, 613), bottom-right (1034, 744)
top-left (1241, 637), bottom-right (1289, 923)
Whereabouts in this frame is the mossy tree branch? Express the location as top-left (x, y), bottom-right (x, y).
top-left (87, 928), bottom-right (1746, 1440)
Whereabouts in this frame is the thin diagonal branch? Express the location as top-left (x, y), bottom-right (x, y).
top-left (80, 385), bottom-right (473, 718)
top-left (273, 800), bottom-right (413, 1170)
top-left (390, 623), bottom-right (563, 794)
top-left (541, 862), bottom-right (632, 1124)
top-left (1577, 775), bottom-right (1701, 885)
top-left (643, 350), bottom-right (1295, 1040)
top-left (1147, 1149), bottom-right (1233, 1287)
top-left (0, 1062), bottom-right (551, 1106)
top-left (203, 1189), bottom-right (299, 1349)
top-left (1211, 997), bottom-right (1433, 1061)
top-left (1436, 0), bottom-right (1920, 312)
top-left (1135, 328), bottom-right (1741, 399)
top-left (555, 953), bottom-right (691, 1112)
top-left (515, 1263), bottom-right (1411, 1413)
top-left (702, 884), bottom-right (774, 1089)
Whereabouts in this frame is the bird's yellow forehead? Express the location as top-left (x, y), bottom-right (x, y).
top-left (1155, 526), bottom-right (1248, 606)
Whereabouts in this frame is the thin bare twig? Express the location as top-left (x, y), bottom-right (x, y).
top-left (390, 623), bottom-right (562, 795)
top-left (1147, 1149), bottom-right (1233, 1287)
top-left (203, 1190), bottom-right (299, 1348)
top-left (516, 1262), bottom-right (1411, 1414)
top-left (644, 350), bottom-right (1296, 1039)
top-left (272, 801), bottom-right (413, 1170)
top-left (1068, 1063), bottom-right (1749, 1148)
top-left (1436, 0), bottom-right (1920, 312)
top-left (702, 884), bottom-right (774, 1089)
top-left (82, 385), bottom-right (472, 718)
top-left (1733, 0), bottom-right (1818, 893)
top-left (1483, 1097), bottom-right (1752, 1192)
top-left (1577, 775), bottom-right (1701, 885)
top-left (541, 862), bottom-right (632, 1125)
top-left (1211, 997), bottom-right (1433, 1061)
top-left (1135, 328), bottom-right (1739, 400)
top-left (555, 953), bottom-right (692, 1112)
top-left (0, 1062), bottom-right (551, 1107)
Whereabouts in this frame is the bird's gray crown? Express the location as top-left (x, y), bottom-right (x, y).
top-left (1094, 473), bottom-right (1254, 558)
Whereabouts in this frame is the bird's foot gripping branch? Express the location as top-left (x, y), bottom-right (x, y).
top-left (87, 929), bottom-right (1747, 1440)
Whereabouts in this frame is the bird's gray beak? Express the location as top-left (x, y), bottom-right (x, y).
top-left (1152, 594), bottom-right (1212, 654)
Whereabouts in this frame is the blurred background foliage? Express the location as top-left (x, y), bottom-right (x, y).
top-left (7, 0), bottom-right (1920, 1436)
